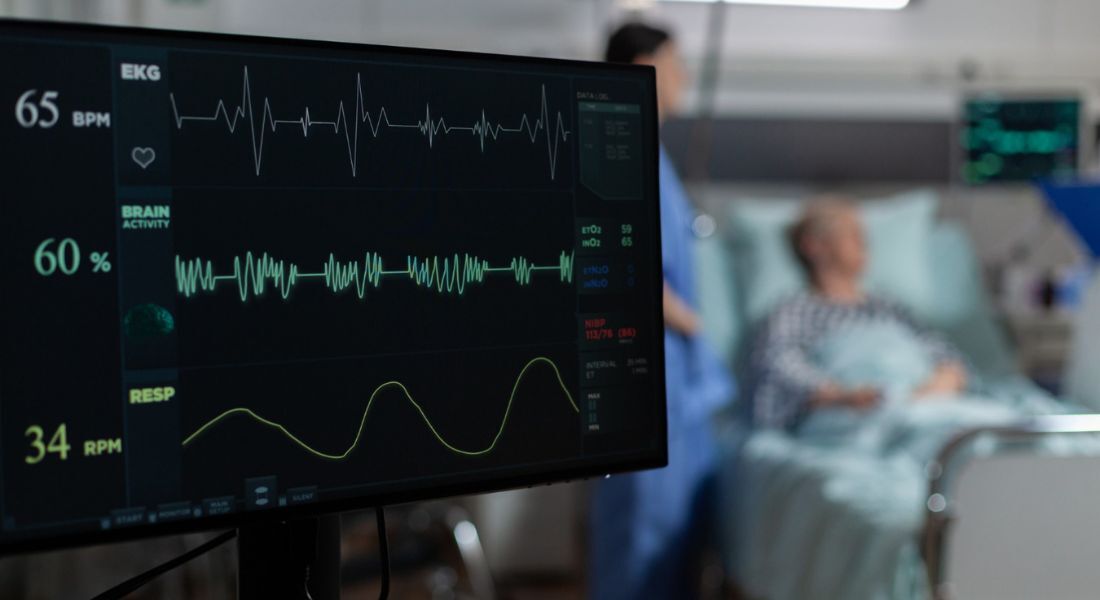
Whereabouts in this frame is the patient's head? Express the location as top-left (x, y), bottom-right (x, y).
top-left (788, 198), bottom-right (867, 293)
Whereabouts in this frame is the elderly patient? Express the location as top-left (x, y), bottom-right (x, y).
top-left (747, 199), bottom-right (968, 429)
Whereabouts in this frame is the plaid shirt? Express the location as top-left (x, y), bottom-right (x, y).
top-left (745, 291), bottom-right (960, 429)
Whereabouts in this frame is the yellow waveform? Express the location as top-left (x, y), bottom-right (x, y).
top-left (180, 357), bottom-right (578, 459)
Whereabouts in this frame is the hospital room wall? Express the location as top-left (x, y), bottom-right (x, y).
top-left (650, 0), bottom-right (1099, 282)
top-left (643, 0), bottom-right (1100, 123)
top-left (647, 0), bottom-right (1100, 281)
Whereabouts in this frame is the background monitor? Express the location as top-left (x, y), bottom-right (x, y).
top-left (961, 95), bottom-right (1082, 184)
top-left (0, 19), bottom-right (665, 553)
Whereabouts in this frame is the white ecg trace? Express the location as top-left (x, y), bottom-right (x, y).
top-left (168, 66), bottom-right (571, 179)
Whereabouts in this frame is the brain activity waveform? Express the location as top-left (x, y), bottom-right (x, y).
top-left (168, 66), bottom-right (571, 179)
top-left (174, 250), bottom-right (575, 301)
top-left (181, 356), bottom-right (578, 459)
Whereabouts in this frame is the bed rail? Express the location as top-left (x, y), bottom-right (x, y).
top-left (921, 413), bottom-right (1100, 600)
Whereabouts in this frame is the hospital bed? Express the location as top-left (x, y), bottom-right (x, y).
top-left (694, 190), bottom-right (1100, 600)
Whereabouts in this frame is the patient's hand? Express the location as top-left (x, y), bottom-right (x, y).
top-left (663, 282), bottom-right (700, 336)
top-left (811, 383), bottom-right (881, 411)
top-left (915, 361), bottom-right (967, 399)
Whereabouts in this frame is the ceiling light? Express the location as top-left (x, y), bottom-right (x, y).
top-left (658, 0), bottom-right (910, 10)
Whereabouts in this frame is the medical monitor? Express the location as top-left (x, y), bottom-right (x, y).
top-left (962, 95), bottom-right (1082, 183)
top-left (0, 19), bottom-right (665, 553)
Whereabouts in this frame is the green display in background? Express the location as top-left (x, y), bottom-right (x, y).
top-left (963, 98), bottom-right (1080, 184)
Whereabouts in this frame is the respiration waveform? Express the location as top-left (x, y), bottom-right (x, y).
top-left (174, 250), bottom-right (575, 301)
top-left (180, 356), bottom-right (578, 459)
top-left (168, 66), bottom-right (571, 179)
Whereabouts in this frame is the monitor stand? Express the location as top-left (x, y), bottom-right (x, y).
top-left (237, 515), bottom-right (341, 600)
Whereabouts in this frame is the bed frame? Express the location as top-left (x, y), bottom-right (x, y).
top-left (922, 414), bottom-right (1100, 600)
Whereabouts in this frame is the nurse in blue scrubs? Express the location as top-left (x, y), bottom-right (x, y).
top-left (590, 22), bottom-right (735, 600)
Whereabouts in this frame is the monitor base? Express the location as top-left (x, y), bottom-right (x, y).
top-left (237, 515), bottom-right (341, 600)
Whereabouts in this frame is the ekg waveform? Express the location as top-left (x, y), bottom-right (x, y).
top-left (168, 66), bottom-right (572, 179)
top-left (181, 356), bottom-right (578, 459)
top-left (174, 250), bottom-right (575, 301)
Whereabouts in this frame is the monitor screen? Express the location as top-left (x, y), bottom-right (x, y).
top-left (962, 96), bottom-right (1081, 184)
top-left (0, 20), bottom-right (664, 553)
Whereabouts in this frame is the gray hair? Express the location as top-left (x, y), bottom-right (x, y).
top-left (787, 197), bottom-right (857, 274)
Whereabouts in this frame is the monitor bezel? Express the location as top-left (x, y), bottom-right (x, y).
top-left (0, 17), bottom-right (667, 556)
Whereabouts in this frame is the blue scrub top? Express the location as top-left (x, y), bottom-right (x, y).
top-left (589, 148), bottom-right (734, 600)
top-left (658, 149), bottom-right (734, 426)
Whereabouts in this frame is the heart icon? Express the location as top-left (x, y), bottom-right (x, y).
top-left (131, 147), bottom-right (156, 169)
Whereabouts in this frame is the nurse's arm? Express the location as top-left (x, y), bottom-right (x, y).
top-left (663, 282), bottom-right (699, 336)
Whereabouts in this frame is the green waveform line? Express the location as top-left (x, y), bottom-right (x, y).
top-left (180, 356), bottom-right (578, 459)
top-left (174, 250), bottom-right (574, 301)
